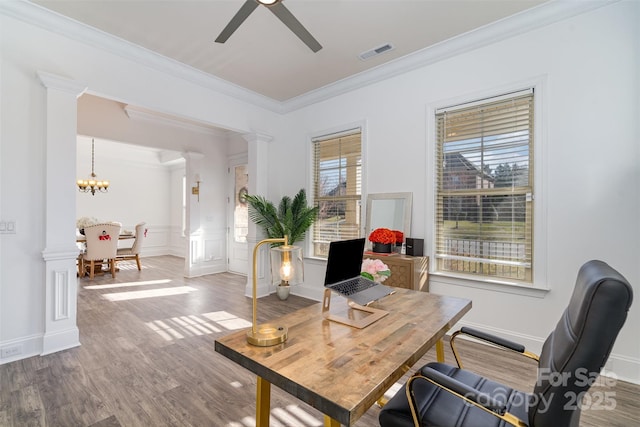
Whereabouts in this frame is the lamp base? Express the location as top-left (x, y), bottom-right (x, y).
top-left (246, 323), bottom-right (288, 346)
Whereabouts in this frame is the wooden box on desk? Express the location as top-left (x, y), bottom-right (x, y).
top-left (364, 253), bottom-right (429, 291)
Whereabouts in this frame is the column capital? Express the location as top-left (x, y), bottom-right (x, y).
top-left (242, 132), bottom-right (273, 144)
top-left (182, 151), bottom-right (205, 161)
top-left (37, 71), bottom-right (87, 97)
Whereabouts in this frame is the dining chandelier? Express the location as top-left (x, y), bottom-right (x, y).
top-left (77, 138), bottom-right (109, 195)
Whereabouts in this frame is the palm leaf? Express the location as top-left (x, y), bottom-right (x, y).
top-left (245, 189), bottom-right (318, 246)
top-left (244, 195), bottom-right (285, 239)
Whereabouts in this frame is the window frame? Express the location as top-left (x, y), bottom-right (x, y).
top-left (308, 124), bottom-right (366, 259)
top-left (426, 79), bottom-right (548, 293)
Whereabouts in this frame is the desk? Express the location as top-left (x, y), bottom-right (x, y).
top-left (215, 288), bottom-right (471, 426)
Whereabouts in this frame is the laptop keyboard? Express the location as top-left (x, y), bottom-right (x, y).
top-left (332, 277), bottom-right (377, 296)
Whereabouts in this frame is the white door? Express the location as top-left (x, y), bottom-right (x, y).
top-left (227, 158), bottom-right (248, 274)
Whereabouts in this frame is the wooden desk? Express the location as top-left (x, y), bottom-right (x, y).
top-left (215, 288), bottom-right (471, 426)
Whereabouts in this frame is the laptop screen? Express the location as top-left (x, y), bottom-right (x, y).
top-left (324, 238), bottom-right (366, 285)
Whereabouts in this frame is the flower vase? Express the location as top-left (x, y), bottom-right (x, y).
top-left (372, 242), bottom-right (392, 253)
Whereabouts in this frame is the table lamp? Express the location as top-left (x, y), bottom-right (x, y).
top-left (247, 236), bottom-right (303, 346)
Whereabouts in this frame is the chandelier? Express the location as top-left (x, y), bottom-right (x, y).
top-left (77, 138), bottom-right (109, 195)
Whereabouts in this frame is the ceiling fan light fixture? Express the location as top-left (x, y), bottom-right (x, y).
top-left (216, 0), bottom-right (322, 52)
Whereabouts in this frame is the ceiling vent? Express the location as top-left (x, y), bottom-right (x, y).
top-left (358, 43), bottom-right (395, 61)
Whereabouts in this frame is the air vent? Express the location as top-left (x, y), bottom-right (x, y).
top-left (358, 43), bottom-right (395, 61)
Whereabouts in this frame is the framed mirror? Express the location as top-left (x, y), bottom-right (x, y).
top-left (365, 192), bottom-right (412, 241)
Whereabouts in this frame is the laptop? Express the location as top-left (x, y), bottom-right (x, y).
top-left (324, 238), bottom-right (395, 306)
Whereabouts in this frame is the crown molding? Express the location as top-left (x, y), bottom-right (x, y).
top-left (37, 70), bottom-right (87, 96)
top-left (1, 0), bottom-right (281, 112)
top-left (280, 0), bottom-right (617, 112)
top-left (2, 0), bottom-right (617, 115)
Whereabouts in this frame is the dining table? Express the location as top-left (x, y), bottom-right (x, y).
top-left (76, 232), bottom-right (135, 243)
top-left (76, 232), bottom-right (135, 276)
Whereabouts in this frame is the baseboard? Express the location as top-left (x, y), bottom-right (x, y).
top-left (41, 326), bottom-right (80, 355)
top-left (0, 334), bottom-right (42, 365)
top-left (291, 284), bottom-right (323, 301)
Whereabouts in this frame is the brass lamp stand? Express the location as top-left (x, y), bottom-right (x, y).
top-left (247, 236), bottom-right (299, 346)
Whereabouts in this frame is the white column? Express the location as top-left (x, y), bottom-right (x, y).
top-left (37, 71), bottom-right (87, 355)
top-left (243, 133), bottom-right (272, 298)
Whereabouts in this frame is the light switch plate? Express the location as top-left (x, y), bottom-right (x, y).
top-left (0, 220), bottom-right (16, 234)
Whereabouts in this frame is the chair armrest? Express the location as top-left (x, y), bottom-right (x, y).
top-left (406, 368), bottom-right (527, 427)
top-left (460, 327), bottom-right (525, 352)
top-left (450, 327), bottom-right (539, 368)
top-left (420, 367), bottom-right (506, 414)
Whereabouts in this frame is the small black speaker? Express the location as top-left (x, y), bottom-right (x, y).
top-left (406, 238), bottom-right (424, 256)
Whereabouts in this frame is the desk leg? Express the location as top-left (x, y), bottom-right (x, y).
top-left (436, 339), bottom-right (445, 363)
top-left (256, 376), bottom-right (271, 427)
top-left (324, 415), bottom-right (340, 427)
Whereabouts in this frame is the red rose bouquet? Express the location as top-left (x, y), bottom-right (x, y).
top-left (368, 228), bottom-right (396, 244)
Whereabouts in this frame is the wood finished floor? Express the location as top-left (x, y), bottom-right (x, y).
top-left (1, 255), bottom-right (638, 426)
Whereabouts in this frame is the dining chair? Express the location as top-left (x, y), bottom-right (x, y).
top-left (81, 222), bottom-right (121, 279)
top-left (116, 222), bottom-right (146, 270)
top-left (379, 260), bottom-right (633, 427)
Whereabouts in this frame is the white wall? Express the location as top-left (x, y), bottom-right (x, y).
top-left (279, 1), bottom-right (640, 383)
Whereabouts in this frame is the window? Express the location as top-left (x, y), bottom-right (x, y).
top-left (233, 164), bottom-right (248, 243)
top-left (312, 130), bottom-right (362, 258)
top-left (435, 89), bottom-right (534, 282)
top-left (182, 175), bottom-right (187, 236)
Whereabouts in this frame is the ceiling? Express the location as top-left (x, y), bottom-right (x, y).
top-left (30, 0), bottom-right (549, 103)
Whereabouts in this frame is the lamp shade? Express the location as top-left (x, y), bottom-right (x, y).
top-left (270, 245), bottom-right (303, 287)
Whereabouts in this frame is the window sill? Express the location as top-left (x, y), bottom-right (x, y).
top-left (429, 271), bottom-right (550, 298)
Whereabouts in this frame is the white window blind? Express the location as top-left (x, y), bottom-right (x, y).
top-left (312, 131), bottom-right (362, 258)
top-left (435, 90), bottom-right (534, 282)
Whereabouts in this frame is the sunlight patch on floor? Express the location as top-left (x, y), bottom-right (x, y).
top-left (102, 286), bottom-right (197, 301)
top-left (84, 279), bottom-right (171, 290)
top-left (202, 311), bottom-right (252, 330)
top-left (116, 262), bottom-right (148, 271)
top-left (227, 405), bottom-right (322, 427)
top-left (146, 310), bottom-right (251, 341)
top-left (382, 381), bottom-right (403, 401)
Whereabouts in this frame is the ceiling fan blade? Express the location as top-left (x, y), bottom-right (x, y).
top-left (215, 0), bottom-right (260, 44)
top-left (268, 2), bottom-right (322, 52)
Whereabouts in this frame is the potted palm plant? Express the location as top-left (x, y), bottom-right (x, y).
top-left (244, 189), bottom-right (319, 300)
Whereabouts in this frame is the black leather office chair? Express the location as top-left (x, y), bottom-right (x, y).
top-left (379, 260), bottom-right (633, 427)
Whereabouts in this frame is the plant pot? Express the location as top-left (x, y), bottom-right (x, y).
top-left (372, 242), bottom-right (392, 253)
top-left (276, 285), bottom-right (290, 300)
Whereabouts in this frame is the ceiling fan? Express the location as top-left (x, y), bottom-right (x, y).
top-left (215, 0), bottom-right (322, 52)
